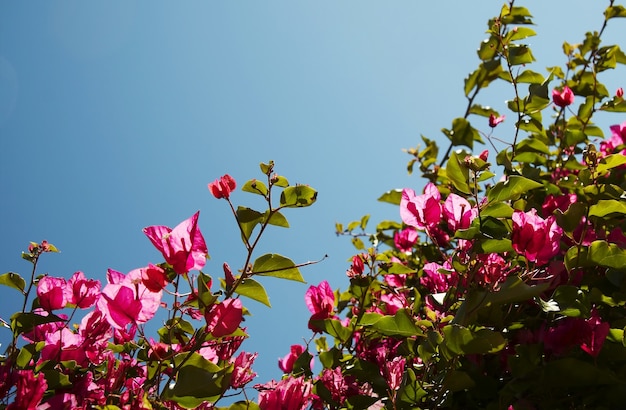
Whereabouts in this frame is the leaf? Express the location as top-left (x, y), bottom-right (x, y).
top-left (565, 241), bottom-right (626, 272)
top-left (235, 278), bottom-right (271, 307)
top-left (164, 353), bottom-right (232, 408)
top-left (589, 200), bottom-right (626, 218)
top-left (279, 185), bottom-right (317, 208)
top-left (507, 44), bottom-right (535, 66)
top-left (480, 202), bottom-right (514, 218)
top-left (605, 5), bottom-right (626, 19)
top-left (477, 238), bottom-right (513, 253)
top-left (259, 161), bottom-right (274, 175)
top-left (597, 154), bottom-right (626, 175)
top-left (378, 189), bottom-right (403, 205)
top-left (446, 151), bottom-right (471, 195)
top-left (228, 402), bottom-right (261, 410)
top-left (241, 179), bottom-right (268, 196)
top-left (235, 206), bottom-right (264, 242)
top-left (309, 318), bottom-right (352, 343)
top-left (252, 253), bottom-right (304, 282)
top-left (507, 27), bottom-right (536, 41)
top-left (487, 176), bottom-right (543, 203)
top-left (361, 309), bottom-right (423, 337)
top-left (11, 312), bottom-right (65, 336)
top-left (0, 272), bottom-right (26, 293)
top-left (264, 210), bottom-right (289, 228)
top-left (272, 175), bottom-right (289, 188)
top-left (442, 118), bottom-right (482, 149)
top-left (442, 325), bottom-right (505, 356)
top-left (516, 70), bottom-right (544, 83)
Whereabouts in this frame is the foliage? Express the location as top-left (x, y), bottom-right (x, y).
top-left (2, 1), bottom-right (626, 409)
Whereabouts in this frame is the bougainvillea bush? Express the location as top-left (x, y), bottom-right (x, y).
top-left (2, 1), bottom-right (626, 409)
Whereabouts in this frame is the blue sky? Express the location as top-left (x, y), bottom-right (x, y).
top-left (1, 0), bottom-right (623, 401)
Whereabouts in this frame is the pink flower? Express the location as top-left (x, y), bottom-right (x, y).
top-left (278, 344), bottom-right (311, 374)
top-left (143, 211), bottom-right (208, 275)
top-left (318, 367), bottom-right (361, 404)
top-left (479, 149), bottom-right (489, 161)
top-left (541, 193), bottom-right (577, 216)
top-left (617, 87), bottom-right (624, 98)
top-left (208, 174), bottom-right (237, 199)
top-left (600, 122), bottom-right (626, 156)
top-left (346, 254), bottom-right (366, 277)
top-left (421, 261), bottom-right (456, 293)
top-left (67, 271), bottom-right (101, 308)
top-left (443, 193), bottom-right (477, 232)
top-left (96, 268), bottom-right (162, 329)
top-left (383, 356), bottom-right (406, 391)
top-left (141, 263), bottom-right (168, 293)
top-left (609, 121), bottom-right (626, 143)
top-left (41, 327), bottom-right (88, 366)
top-left (256, 376), bottom-right (314, 410)
top-left (489, 114), bottom-right (505, 128)
top-left (394, 227), bottom-right (418, 252)
top-left (552, 86), bottom-right (574, 107)
top-left (400, 183), bottom-right (442, 231)
top-left (205, 298), bottom-right (243, 337)
top-left (305, 280), bottom-right (334, 321)
top-left (511, 209), bottom-right (563, 264)
top-left (37, 275), bottom-right (69, 311)
top-left (7, 370), bottom-right (47, 410)
top-left (580, 308), bottom-right (610, 358)
top-left (231, 351), bottom-right (258, 388)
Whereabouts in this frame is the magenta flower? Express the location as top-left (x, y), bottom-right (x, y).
top-left (256, 376), bottom-right (314, 410)
top-left (141, 263), bottom-right (168, 293)
top-left (394, 227), bottom-right (418, 252)
top-left (443, 193), bottom-right (477, 232)
top-left (37, 275), bottom-right (69, 311)
top-left (383, 356), bottom-right (406, 391)
top-left (541, 193), bottom-right (577, 216)
top-left (208, 174), bottom-right (237, 199)
top-left (96, 268), bottom-right (162, 329)
top-left (143, 211), bottom-right (208, 275)
top-left (400, 183), bottom-right (442, 231)
top-left (617, 87), bottom-right (624, 98)
top-left (231, 351), bottom-right (258, 388)
top-left (305, 280), bottom-right (334, 321)
top-left (421, 261), bottom-right (456, 294)
top-left (552, 86), bottom-right (574, 107)
top-left (7, 370), bottom-right (47, 410)
top-left (67, 271), bottom-right (101, 308)
top-left (511, 209), bottom-right (563, 264)
top-left (278, 344), bottom-right (311, 374)
top-left (580, 308), bottom-right (610, 358)
top-left (488, 113), bottom-right (505, 128)
top-left (205, 298), bottom-right (243, 337)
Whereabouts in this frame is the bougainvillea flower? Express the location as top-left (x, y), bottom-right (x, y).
top-left (552, 86), bottom-right (574, 107)
top-left (400, 183), bottom-right (442, 230)
top-left (37, 275), bottom-right (69, 311)
top-left (580, 308), bottom-right (610, 358)
top-left (383, 356), bottom-right (406, 391)
top-left (541, 193), bottom-right (577, 216)
top-left (143, 211), bottom-right (208, 275)
top-left (278, 344), bottom-right (310, 374)
top-left (511, 209), bottom-right (563, 264)
top-left (231, 351), bottom-right (258, 388)
top-left (488, 113), bottom-right (505, 128)
top-left (67, 271), bottom-right (101, 308)
top-left (617, 87), bottom-right (624, 98)
top-left (305, 280), bottom-right (335, 320)
top-left (256, 376), bottom-right (314, 410)
top-left (346, 254), bottom-right (366, 277)
top-left (443, 193), bottom-right (477, 232)
top-left (208, 174), bottom-right (237, 199)
top-left (205, 298), bottom-right (243, 337)
top-left (97, 268), bottom-right (162, 329)
top-left (41, 327), bottom-right (88, 366)
top-left (421, 261), bottom-right (457, 293)
top-left (141, 263), bottom-right (168, 293)
top-left (394, 227), bottom-right (418, 253)
top-left (7, 370), bottom-right (47, 410)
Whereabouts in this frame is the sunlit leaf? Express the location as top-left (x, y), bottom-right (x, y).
top-left (252, 253), bottom-right (304, 282)
top-left (235, 278), bottom-right (271, 307)
top-left (487, 176), bottom-right (543, 203)
top-left (279, 185), bottom-right (317, 208)
top-left (241, 179), bottom-right (268, 196)
top-left (0, 272), bottom-right (26, 293)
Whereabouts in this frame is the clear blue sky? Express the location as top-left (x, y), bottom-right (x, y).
top-left (1, 0), bottom-right (623, 400)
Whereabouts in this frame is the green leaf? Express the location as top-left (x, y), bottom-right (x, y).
top-left (597, 154), bottom-right (626, 174)
top-left (164, 353), bottom-right (232, 408)
top-left (589, 200), bottom-right (626, 218)
top-left (259, 161), bottom-right (274, 175)
top-left (442, 325), bottom-right (505, 356)
top-left (446, 151), bottom-right (471, 195)
top-left (272, 175), bottom-right (289, 187)
top-left (468, 104), bottom-right (498, 117)
top-left (228, 402), bottom-right (261, 410)
top-left (236, 206), bottom-right (264, 242)
top-left (487, 176), bottom-right (542, 203)
top-left (361, 309), bottom-right (423, 337)
top-left (515, 69), bottom-right (545, 84)
top-left (481, 202), bottom-right (514, 218)
top-left (309, 318), bottom-right (352, 343)
top-left (605, 5), bottom-right (626, 19)
top-left (11, 312), bottom-right (65, 336)
top-left (235, 278), bottom-right (271, 307)
top-left (507, 44), bottom-right (535, 66)
top-left (360, 214), bottom-right (370, 230)
top-left (507, 27), bottom-right (536, 41)
top-left (252, 253), bottom-right (304, 282)
top-left (600, 96), bottom-right (626, 112)
top-left (0, 272), bottom-right (26, 293)
top-left (442, 118), bottom-right (482, 149)
top-left (384, 263), bottom-right (417, 275)
top-left (264, 210), bottom-right (289, 228)
top-left (378, 189), bottom-right (403, 205)
top-left (279, 185), bottom-right (317, 208)
top-left (241, 179), bottom-right (268, 196)
top-left (477, 238), bottom-right (513, 253)
top-left (565, 241), bottom-right (626, 272)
